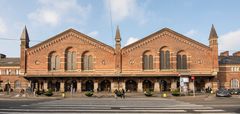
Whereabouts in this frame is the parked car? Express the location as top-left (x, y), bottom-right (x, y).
top-left (216, 88), bottom-right (231, 97)
top-left (228, 89), bottom-right (240, 95)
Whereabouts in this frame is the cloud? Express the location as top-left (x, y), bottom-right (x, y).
top-left (0, 18), bottom-right (7, 33)
top-left (87, 31), bottom-right (99, 38)
top-left (28, 0), bottom-right (91, 26)
top-left (105, 0), bottom-right (148, 24)
top-left (219, 29), bottom-right (240, 52)
top-left (185, 29), bottom-right (198, 37)
top-left (125, 37), bottom-right (139, 46)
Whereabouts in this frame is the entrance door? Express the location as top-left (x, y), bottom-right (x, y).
top-left (65, 80), bottom-right (77, 92)
top-left (160, 80), bottom-right (168, 91)
top-left (126, 80), bottom-right (137, 92)
top-left (143, 80), bottom-right (153, 91)
top-left (85, 80), bottom-right (94, 91)
top-left (100, 80), bottom-right (111, 92)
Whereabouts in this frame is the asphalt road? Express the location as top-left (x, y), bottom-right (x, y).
top-left (0, 96), bottom-right (239, 114)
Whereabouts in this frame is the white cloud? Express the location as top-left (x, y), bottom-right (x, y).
top-left (105, 0), bottom-right (147, 24)
top-left (185, 29), bottom-right (198, 37)
top-left (28, 0), bottom-right (91, 26)
top-left (125, 37), bottom-right (139, 46)
top-left (0, 18), bottom-right (7, 33)
top-left (219, 29), bottom-right (240, 52)
top-left (87, 31), bottom-right (99, 38)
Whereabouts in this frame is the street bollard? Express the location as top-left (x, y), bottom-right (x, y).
top-left (62, 92), bottom-right (65, 98)
top-left (162, 93), bottom-right (167, 98)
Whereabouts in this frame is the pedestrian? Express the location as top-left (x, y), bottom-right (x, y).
top-left (114, 89), bottom-right (118, 99)
top-left (121, 89), bottom-right (125, 99)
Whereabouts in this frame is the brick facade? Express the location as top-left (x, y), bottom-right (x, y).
top-left (0, 25), bottom-right (239, 93)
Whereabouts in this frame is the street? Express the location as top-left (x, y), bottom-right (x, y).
top-left (0, 95), bottom-right (239, 114)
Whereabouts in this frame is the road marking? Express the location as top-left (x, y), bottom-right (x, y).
top-left (194, 109), bottom-right (225, 112)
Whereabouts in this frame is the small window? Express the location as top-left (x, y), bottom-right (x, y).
top-left (231, 79), bottom-right (239, 88)
top-left (142, 51), bottom-right (153, 70)
top-left (14, 80), bottom-right (21, 89)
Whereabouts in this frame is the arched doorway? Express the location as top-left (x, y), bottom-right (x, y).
top-left (100, 80), bottom-right (111, 92)
top-left (55, 81), bottom-right (60, 92)
top-left (143, 80), bottom-right (153, 91)
top-left (126, 80), bottom-right (137, 92)
top-left (160, 80), bottom-right (168, 91)
top-left (85, 80), bottom-right (94, 91)
top-left (196, 78), bottom-right (205, 92)
top-left (31, 80), bottom-right (40, 91)
top-left (64, 80), bottom-right (77, 92)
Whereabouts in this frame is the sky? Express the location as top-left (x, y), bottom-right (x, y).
top-left (0, 0), bottom-right (240, 57)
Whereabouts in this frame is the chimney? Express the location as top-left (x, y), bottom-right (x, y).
top-left (233, 51), bottom-right (240, 56)
top-left (0, 54), bottom-right (6, 59)
top-left (220, 51), bottom-right (229, 57)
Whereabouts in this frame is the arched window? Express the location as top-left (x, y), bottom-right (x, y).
top-left (177, 51), bottom-right (187, 69)
top-left (65, 48), bottom-right (76, 71)
top-left (48, 52), bottom-right (60, 71)
top-left (82, 52), bottom-right (93, 71)
top-left (160, 49), bottom-right (170, 69)
top-left (231, 79), bottom-right (239, 88)
top-left (14, 80), bottom-right (21, 89)
top-left (143, 51), bottom-right (153, 70)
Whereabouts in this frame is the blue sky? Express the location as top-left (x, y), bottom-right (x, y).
top-left (0, 0), bottom-right (240, 57)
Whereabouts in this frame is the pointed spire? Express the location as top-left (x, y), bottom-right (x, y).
top-left (20, 26), bottom-right (29, 42)
top-left (115, 25), bottom-right (121, 41)
top-left (209, 24), bottom-right (218, 40)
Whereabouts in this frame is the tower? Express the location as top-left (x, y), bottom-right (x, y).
top-left (20, 26), bottom-right (30, 75)
top-left (209, 24), bottom-right (219, 74)
top-left (115, 26), bottom-right (122, 73)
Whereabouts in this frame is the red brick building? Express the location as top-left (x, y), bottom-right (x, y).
top-left (0, 25), bottom-right (239, 93)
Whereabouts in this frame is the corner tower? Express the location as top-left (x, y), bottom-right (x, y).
top-left (209, 24), bottom-right (219, 74)
top-left (20, 26), bottom-right (30, 75)
top-left (115, 26), bottom-right (122, 73)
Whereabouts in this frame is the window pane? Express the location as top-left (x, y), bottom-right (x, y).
top-left (165, 51), bottom-right (170, 69)
top-left (182, 55), bottom-right (187, 69)
top-left (88, 55), bottom-right (93, 70)
top-left (72, 52), bottom-right (76, 70)
top-left (51, 55), bottom-right (56, 70)
top-left (143, 55), bottom-right (148, 70)
top-left (160, 51), bottom-right (164, 69)
top-left (67, 52), bottom-right (72, 70)
top-left (83, 55), bottom-right (88, 70)
top-left (149, 55), bottom-right (153, 69)
top-left (55, 55), bottom-right (60, 70)
top-left (177, 54), bottom-right (182, 69)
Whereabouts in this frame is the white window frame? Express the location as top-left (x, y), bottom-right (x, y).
top-left (231, 79), bottom-right (239, 88)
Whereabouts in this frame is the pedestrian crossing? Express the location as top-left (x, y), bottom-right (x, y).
top-left (0, 98), bottom-right (237, 114)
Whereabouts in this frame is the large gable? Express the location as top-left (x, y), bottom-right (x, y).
top-left (27, 29), bottom-right (115, 55)
top-left (122, 28), bottom-right (210, 54)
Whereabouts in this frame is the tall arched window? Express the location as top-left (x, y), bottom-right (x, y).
top-left (65, 48), bottom-right (76, 71)
top-left (48, 52), bottom-right (60, 71)
top-left (177, 51), bottom-right (187, 69)
top-left (82, 52), bottom-right (93, 71)
top-left (231, 79), bottom-right (239, 88)
top-left (143, 51), bottom-right (153, 70)
top-left (14, 80), bottom-right (21, 89)
top-left (160, 48), bottom-right (170, 69)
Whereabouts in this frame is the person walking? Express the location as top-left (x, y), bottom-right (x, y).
top-left (114, 89), bottom-right (118, 99)
top-left (121, 89), bottom-right (125, 99)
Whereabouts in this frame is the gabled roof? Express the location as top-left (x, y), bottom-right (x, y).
top-left (219, 56), bottom-right (240, 65)
top-left (28, 28), bottom-right (115, 53)
top-left (122, 27), bottom-right (210, 50)
top-left (0, 58), bottom-right (20, 66)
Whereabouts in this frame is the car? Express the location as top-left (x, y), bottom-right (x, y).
top-left (228, 89), bottom-right (240, 95)
top-left (216, 88), bottom-right (232, 97)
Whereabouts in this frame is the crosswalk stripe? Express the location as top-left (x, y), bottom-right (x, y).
top-left (194, 109), bottom-right (225, 112)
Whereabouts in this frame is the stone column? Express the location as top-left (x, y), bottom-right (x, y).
top-left (111, 81), bottom-right (115, 92)
top-left (94, 81), bottom-right (98, 92)
top-left (43, 81), bottom-right (48, 91)
top-left (122, 81), bottom-right (125, 90)
top-left (171, 81), bottom-right (177, 91)
top-left (189, 82), bottom-right (194, 91)
top-left (77, 80), bottom-right (82, 93)
top-left (60, 81), bottom-right (65, 92)
top-left (137, 80), bottom-right (143, 92)
top-left (154, 81), bottom-right (160, 92)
